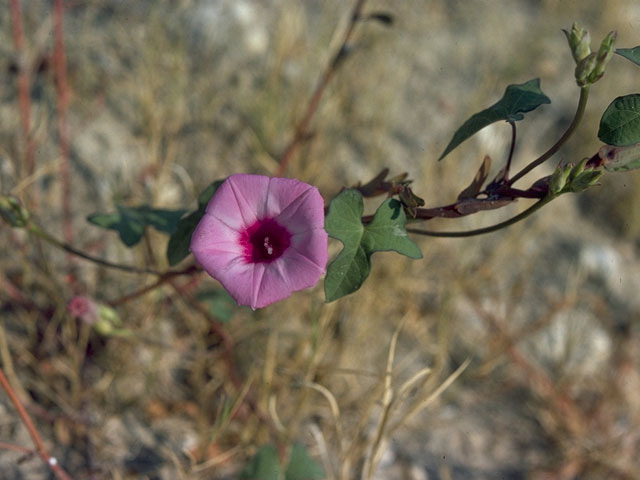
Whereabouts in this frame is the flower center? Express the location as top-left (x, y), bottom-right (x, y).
top-left (242, 218), bottom-right (291, 263)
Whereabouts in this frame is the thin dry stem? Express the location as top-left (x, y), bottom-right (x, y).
top-left (10, 0), bottom-right (37, 204)
top-left (0, 367), bottom-right (74, 480)
top-left (275, 0), bottom-right (367, 176)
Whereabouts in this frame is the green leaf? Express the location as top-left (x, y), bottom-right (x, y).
top-left (166, 210), bottom-right (205, 266)
top-left (285, 444), bottom-right (324, 480)
top-left (195, 289), bottom-right (236, 322)
top-left (241, 445), bottom-right (281, 480)
top-left (438, 78), bottom-right (551, 161)
top-left (616, 46), bottom-right (640, 66)
top-left (598, 94), bottom-right (640, 146)
top-left (324, 190), bottom-right (422, 302)
top-left (87, 205), bottom-right (186, 247)
top-left (166, 180), bottom-right (225, 266)
top-left (198, 179), bottom-right (225, 208)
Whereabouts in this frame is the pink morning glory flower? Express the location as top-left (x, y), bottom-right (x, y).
top-left (67, 295), bottom-right (99, 325)
top-left (190, 174), bottom-right (328, 309)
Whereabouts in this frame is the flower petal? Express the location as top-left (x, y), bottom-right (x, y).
top-left (277, 249), bottom-right (326, 290)
top-left (190, 212), bottom-right (244, 256)
top-left (274, 185), bottom-right (326, 235)
top-left (206, 174), bottom-right (270, 230)
top-left (250, 262), bottom-right (294, 308)
top-left (289, 229), bottom-right (329, 271)
top-left (217, 260), bottom-right (263, 308)
top-left (264, 177), bottom-right (314, 218)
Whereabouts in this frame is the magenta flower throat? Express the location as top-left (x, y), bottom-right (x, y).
top-left (241, 218), bottom-right (291, 263)
top-left (190, 174), bottom-right (328, 309)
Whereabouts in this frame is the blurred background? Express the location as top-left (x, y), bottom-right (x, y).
top-left (1, 0), bottom-right (640, 478)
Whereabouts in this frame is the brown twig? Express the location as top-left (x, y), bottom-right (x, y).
top-left (10, 0), bottom-right (37, 205)
top-left (275, 0), bottom-right (368, 176)
top-left (108, 264), bottom-right (202, 307)
top-left (0, 367), bottom-right (74, 480)
top-left (52, 0), bottom-right (74, 263)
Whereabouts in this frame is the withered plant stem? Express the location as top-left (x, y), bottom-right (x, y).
top-left (275, 0), bottom-right (368, 176)
top-left (52, 0), bottom-right (74, 263)
top-left (10, 0), bottom-right (36, 205)
top-left (0, 367), bottom-right (74, 480)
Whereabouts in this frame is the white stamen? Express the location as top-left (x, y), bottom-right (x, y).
top-left (264, 237), bottom-right (274, 255)
top-left (48, 457), bottom-right (58, 466)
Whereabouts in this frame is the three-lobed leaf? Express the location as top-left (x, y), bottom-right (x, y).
top-left (88, 205), bottom-right (186, 247)
top-left (598, 94), bottom-right (640, 146)
top-left (324, 189), bottom-right (422, 302)
top-left (438, 78), bottom-right (551, 161)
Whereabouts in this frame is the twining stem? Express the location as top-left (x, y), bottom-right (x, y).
top-left (406, 196), bottom-right (554, 238)
top-left (27, 223), bottom-right (162, 275)
top-left (504, 121), bottom-right (517, 180)
top-left (508, 86), bottom-right (590, 186)
top-left (275, 0), bottom-right (367, 176)
top-left (0, 367), bottom-right (74, 480)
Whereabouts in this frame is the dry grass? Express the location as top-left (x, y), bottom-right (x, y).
top-left (1, 1), bottom-right (640, 479)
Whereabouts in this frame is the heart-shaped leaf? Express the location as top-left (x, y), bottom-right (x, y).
top-left (88, 205), bottom-right (186, 247)
top-left (439, 78), bottom-right (551, 161)
top-left (324, 189), bottom-right (422, 302)
top-left (598, 94), bottom-right (640, 146)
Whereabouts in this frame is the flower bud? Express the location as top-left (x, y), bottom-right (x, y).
top-left (575, 52), bottom-right (597, 87)
top-left (590, 30), bottom-right (617, 81)
top-left (68, 296), bottom-right (99, 325)
top-left (93, 304), bottom-right (123, 336)
top-left (563, 23), bottom-right (591, 63)
top-left (549, 163), bottom-right (572, 195)
top-left (0, 195), bottom-right (29, 228)
top-left (567, 157), bottom-right (589, 183)
top-left (567, 170), bottom-right (602, 193)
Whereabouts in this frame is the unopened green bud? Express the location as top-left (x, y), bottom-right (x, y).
top-left (549, 163), bottom-right (572, 195)
top-left (0, 195), bottom-right (29, 228)
top-left (563, 23), bottom-right (591, 63)
top-left (567, 170), bottom-right (602, 192)
top-left (94, 305), bottom-right (122, 336)
top-left (590, 30), bottom-right (617, 81)
top-left (575, 52), bottom-right (597, 87)
top-left (569, 157), bottom-right (588, 179)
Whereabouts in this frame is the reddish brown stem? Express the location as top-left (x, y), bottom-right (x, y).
top-left (52, 0), bottom-right (73, 254)
top-left (275, 0), bottom-right (367, 176)
top-left (10, 0), bottom-right (37, 205)
top-left (108, 264), bottom-right (202, 307)
top-left (0, 367), bottom-right (74, 480)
